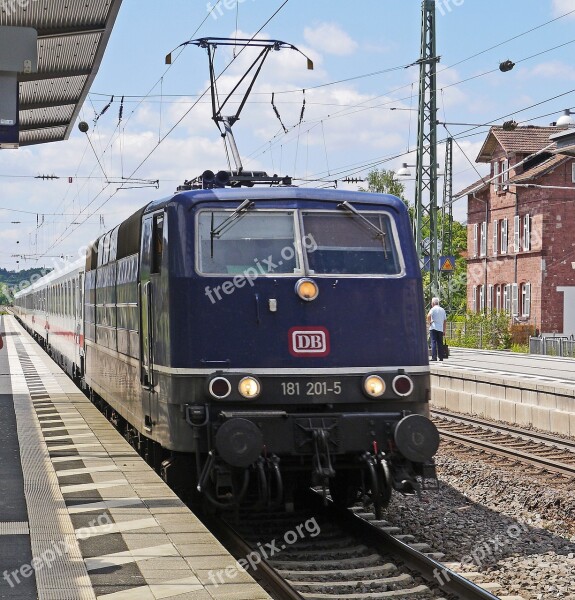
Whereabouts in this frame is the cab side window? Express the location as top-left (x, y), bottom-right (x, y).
top-left (151, 214), bottom-right (164, 274)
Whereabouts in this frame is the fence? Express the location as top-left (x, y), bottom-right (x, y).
top-left (445, 321), bottom-right (508, 350)
top-left (529, 336), bottom-right (575, 358)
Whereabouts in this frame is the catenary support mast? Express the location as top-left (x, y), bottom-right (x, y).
top-left (415, 0), bottom-right (440, 303)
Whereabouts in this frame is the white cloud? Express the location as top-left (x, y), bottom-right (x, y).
top-left (528, 60), bottom-right (575, 80)
top-left (304, 23), bottom-right (358, 56)
top-left (552, 0), bottom-right (575, 17)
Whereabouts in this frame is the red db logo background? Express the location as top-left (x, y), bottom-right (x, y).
top-left (288, 326), bottom-right (330, 357)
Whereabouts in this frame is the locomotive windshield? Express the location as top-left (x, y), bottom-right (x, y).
top-left (198, 211), bottom-right (301, 275)
top-left (301, 212), bottom-right (401, 275)
top-left (197, 208), bottom-right (402, 276)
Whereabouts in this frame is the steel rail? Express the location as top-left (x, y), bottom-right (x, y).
top-left (432, 409), bottom-right (575, 451)
top-left (438, 428), bottom-right (575, 477)
top-left (201, 513), bottom-right (305, 600)
top-left (306, 491), bottom-right (501, 600)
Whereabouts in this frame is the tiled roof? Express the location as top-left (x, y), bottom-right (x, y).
top-left (507, 155), bottom-right (570, 184)
top-left (454, 177), bottom-right (489, 199)
top-left (476, 126), bottom-right (557, 162)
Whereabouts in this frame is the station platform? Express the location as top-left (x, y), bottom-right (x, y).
top-left (0, 315), bottom-right (272, 600)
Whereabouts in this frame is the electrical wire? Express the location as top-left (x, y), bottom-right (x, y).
top-left (21, 4), bottom-right (575, 261)
top-left (36, 0), bottom-right (293, 259)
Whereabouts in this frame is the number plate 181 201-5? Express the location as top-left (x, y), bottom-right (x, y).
top-left (278, 379), bottom-right (344, 399)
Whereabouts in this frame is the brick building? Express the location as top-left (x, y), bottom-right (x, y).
top-left (458, 125), bottom-right (575, 335)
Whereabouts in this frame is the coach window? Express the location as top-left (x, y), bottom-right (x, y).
top-left (151, 213), bottom-right (164, 274)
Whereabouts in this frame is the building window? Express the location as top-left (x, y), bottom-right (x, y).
top-left (513, 215), bottom-right (520, 253)
top-left (501, 218), bottom-right (508, 254)
top-left (521, 282), bottom-right (531, 317)
top-left (496, 285), bottom-right (502, 311)
top-left (501, 159), bottom-right (509, 190)
top-left (572, 162), bottom-right (575, 183)
top-left (512, 283), bottom-right (519, 316)
top-left (493, 161), bottom-right (500, 192)
top-left (472, 223), bottom-right (479, 258)
top-left (479, 284), bottom-right (485, 312)
top-left (493, 219), bottom-right (498, 256)
top-left (523, 214), bottom-right (531, 251)
top-left (503, 284), bottom-right (510, 314)
top-left (480, 221), bottom-right (487, 257)
top-left (487, 284), bottom-right (493, 311)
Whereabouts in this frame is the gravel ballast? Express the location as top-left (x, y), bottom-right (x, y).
top-left (381, 446), bottom-right (575, 599)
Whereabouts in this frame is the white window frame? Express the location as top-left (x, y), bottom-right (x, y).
top-left (472, 286), bottom-right (477, 313)
top-left (513, 215), bottom-right (520, 253)
top-left (521, 282), bottom-right (531, 317)
top-left (523, 214), bottom-right (531, 251)
top-left (479, 284), bottom-right (485, 312)
top-left (501, 218), bottom-right (508, 254)
top-left (502, 158), bottom-right (509, 191)
top-left (572, 162), bottom-right (575, 184)
top-left (512, 283), bottom-right (519, 317)
top-left (472, 223), bottom-right (479, 258)
top-left (487, 284), bottom-right (493, 311)
top-left (493, 219), bottom-right (498, 256)
top-left (480, 221), bottom-right (487, 257)
top-left (503, 284), bottom-right (510, 314)
top-left (493, 161), bottom-right (500, 192)
top-left (496, 285), bottom-right (502, 311)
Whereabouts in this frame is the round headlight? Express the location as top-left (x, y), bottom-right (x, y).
top-left (392, 375), bottom-right (414, 397)
top-left (295, 278), bottom-right (319, 301)
top-left (209, 377), bottom-right (231, 399)
top-left (364, 375), bottom-right (386, 398)
top-left (238, 376), bottom-right (261, 398)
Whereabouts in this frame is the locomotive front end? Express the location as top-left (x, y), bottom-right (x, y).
top-left (173, 187), bottom-right (438, 513)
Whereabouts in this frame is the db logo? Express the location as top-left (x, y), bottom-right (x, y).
top-left (288, 326), bottom-right (330, 357)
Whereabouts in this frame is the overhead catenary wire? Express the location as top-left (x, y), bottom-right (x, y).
top-left (246, 35), bottom-right (575, 167)
top-left (36, 0), bottom-right (293, 260)
top-left (22, 3), bottom-right (575, 262)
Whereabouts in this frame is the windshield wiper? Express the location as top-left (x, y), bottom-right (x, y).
top-left (337, 201), bottom-right (388, 258)
top-left (210, 199), bottom-right (254, 257)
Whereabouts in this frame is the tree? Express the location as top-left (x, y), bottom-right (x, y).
top-left (359, 168), bottom-right (468, 316)
top-left (360, 169), bottom-right (409, 208)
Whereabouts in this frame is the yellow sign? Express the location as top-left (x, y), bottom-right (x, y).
top-left (440, 256), bottom-right (456, 272)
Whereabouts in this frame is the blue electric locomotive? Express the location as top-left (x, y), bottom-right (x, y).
top-left (14, 175), bottom-right (439, 514)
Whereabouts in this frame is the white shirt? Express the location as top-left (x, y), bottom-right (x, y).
top-left (428, 305), bottom-right (446, 332)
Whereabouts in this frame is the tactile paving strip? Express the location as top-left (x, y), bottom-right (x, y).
top-left (6, 317), bottom-right (273, 600)
top-left (0, 521), bottom-right (30, 535)
top-left (7, 323), bottom-right (97, 600)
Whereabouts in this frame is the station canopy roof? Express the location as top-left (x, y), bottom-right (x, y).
top-left (0, 0), bottom-right (122, 146)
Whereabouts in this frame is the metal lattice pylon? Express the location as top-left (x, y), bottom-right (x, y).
top-left (442, 136), bottom-right (454, 312)
top-left (415, 0), bottom-right (440, 304)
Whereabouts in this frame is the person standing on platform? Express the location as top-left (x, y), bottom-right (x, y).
top-left (427, 297), bottom-right (446, 362)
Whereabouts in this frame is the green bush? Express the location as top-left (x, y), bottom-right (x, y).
top-left (510, 343), bottom-right (529, 354)
top-left (445, 311), bottom-right (511, 350)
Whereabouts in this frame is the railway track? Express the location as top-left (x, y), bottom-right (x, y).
top-left (432, 409), bottom-right (575, 478)
top-left (203, 490), bottom-right (502, 600)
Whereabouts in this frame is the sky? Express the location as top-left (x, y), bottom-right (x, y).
top-left (2, 0), bottom-right (575, 271)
